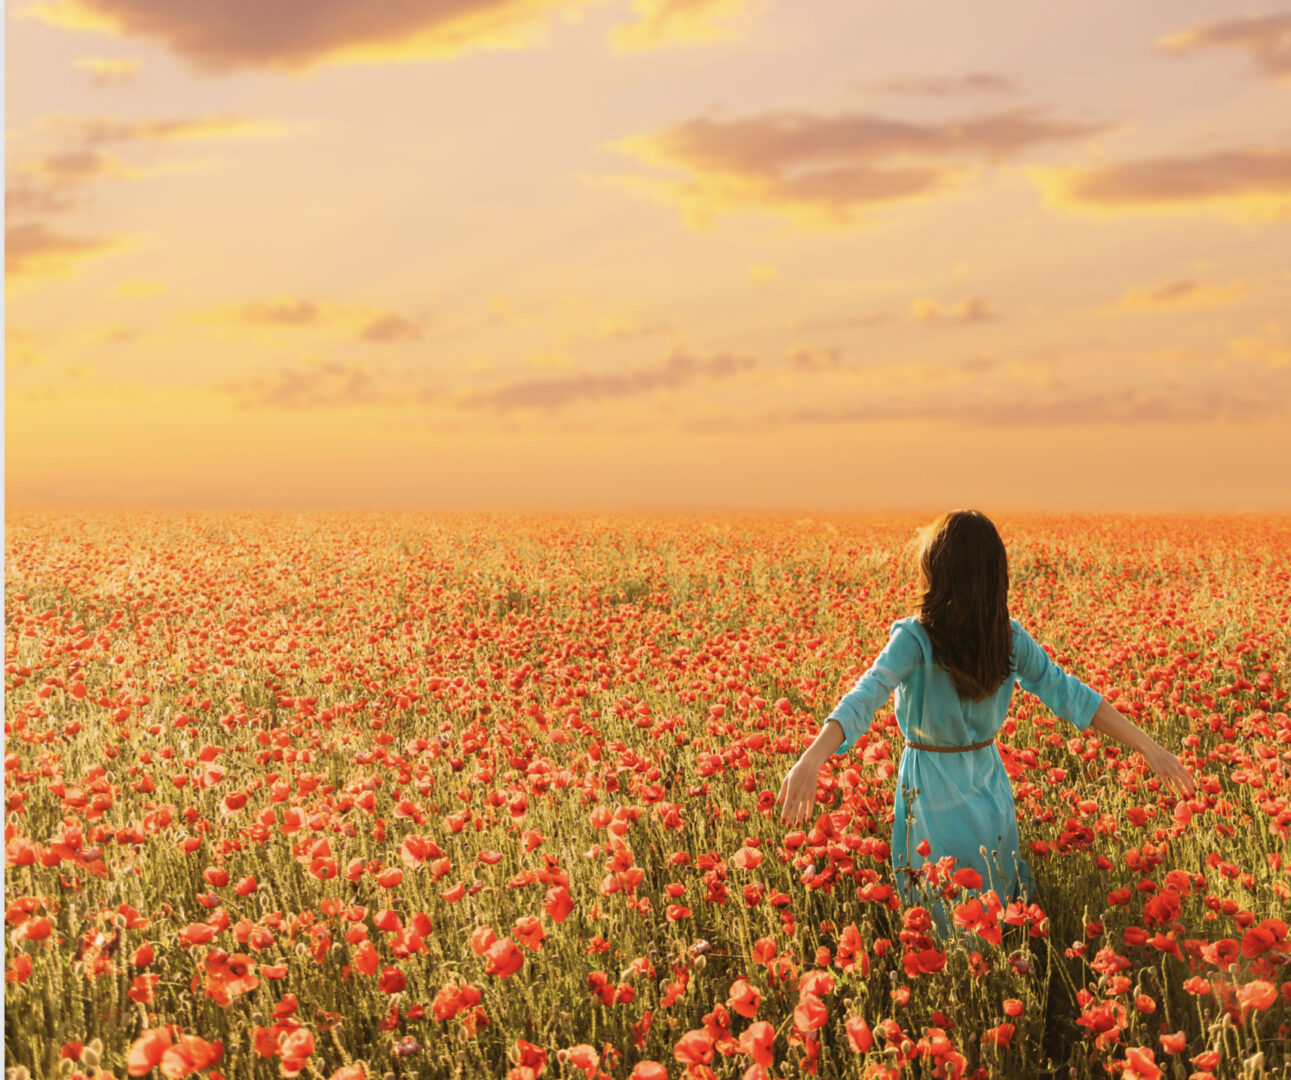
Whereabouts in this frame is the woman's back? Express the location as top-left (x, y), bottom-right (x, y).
top-left (825, 615), bottom-right (1103, 758)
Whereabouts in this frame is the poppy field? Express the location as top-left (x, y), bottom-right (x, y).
top-left (3, 510), bottom-right (1289, 1080)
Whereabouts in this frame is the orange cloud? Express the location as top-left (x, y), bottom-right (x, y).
top-left (6, 147), bottom-right (143, 217)
top-left (594, 315), bottom-right (675, 341)
top-left (863, 72), bottom-right (1018, 97)
top-left (596, 105), bottom-right (1113, 231)
top-left (1026, 147), bottom-right (1291, 223)
top-left (239, 298), bottom-right (326, 326)
top-left (22, 147), bottom-right (136, 183)
top-left (72, 56), bottom-right (141, 85)
top-left (217, 358), bottom-right (382, 410)
top-left (8, 112), bottom-right (284, 226)
top-left (359, 313), bottom-right (423, 343)
top-left (5, 327), bottom-right (46, 366)
top-left (189, 297), bottom-right (423, 343)
top-left (786, 345), bottom-right (842, 373)
top-left (910, 296), bottom-right (997, 324)
top-left (44, 112), bottom-right (286, 143)
top-left (1228, 322), bottom-right (1291, 372)
top-left (673, 381), bottom-right (1291, 433)
top-left (1156, 12), bottom-right (1291, 85)
top-left (786, 311), bottom-right (892, 332)
top-left (21, 0), bottom-right (721, 74)
top-left (110, 278), bottom-right (165, 296)
top-left (609, 0), bottom-right (766, 51)
top-left (5, 221), bottom-right (126, 277)
top-left (457, 348), bottom-right (757, 412)
top-left (1120, 278), bottom-right (1248, 311)
top-left (6, 179), bottom-right (77, 216)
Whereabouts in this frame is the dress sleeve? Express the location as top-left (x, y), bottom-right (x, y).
top-left (1013, 622), bottom-right (1101, 732)
top-left (826, 620), bottom-right (921, 756)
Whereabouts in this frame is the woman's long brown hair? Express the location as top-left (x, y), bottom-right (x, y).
top-left (913, 509), bottom-right (1014, 703)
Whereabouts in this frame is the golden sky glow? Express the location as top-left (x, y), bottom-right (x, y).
top-left (5, 1), bottom-right (1291, 510)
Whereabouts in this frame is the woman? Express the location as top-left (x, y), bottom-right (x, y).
top-left (775, 509), bottom-right (1195, 942)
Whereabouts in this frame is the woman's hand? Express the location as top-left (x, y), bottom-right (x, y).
top-left (1143, 742), bottom-right (1196, 799)
top-left (775, 759), bottom-right (821, 828)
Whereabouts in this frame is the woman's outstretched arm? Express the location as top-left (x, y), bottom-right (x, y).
top-left (1088, 696), bottom-right (1196, 798)
top-left (776, 719), bottom-right (844, 828)
top-left (776, 622), bottom-right (920, 828)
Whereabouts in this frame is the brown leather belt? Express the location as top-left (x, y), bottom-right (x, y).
top-left (902, 735), bottom-right (996, 753)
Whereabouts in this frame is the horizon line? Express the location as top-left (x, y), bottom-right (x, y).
top-left (5, 503), bottom-right (1291, 516)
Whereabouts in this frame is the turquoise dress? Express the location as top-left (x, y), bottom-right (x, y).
top-left (825, 616), bottom-right (1101, 943)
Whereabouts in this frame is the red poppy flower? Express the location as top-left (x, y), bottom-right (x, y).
top-left (845, 1015), bottom-right (873, 1053)
top-left (484, 937), bottom-right (524, 978)
top-left (378, 967), bottom-right (406, 994)
top-left (543, 886), bottom-right (573, 923)
top-left (727, 978), bottom-right (761, 1019)
top-left (127, 1026), bottom-right (175, 1077)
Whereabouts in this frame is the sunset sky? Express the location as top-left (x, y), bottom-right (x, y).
top-left (5, 1), bottom-right (1291, 511)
